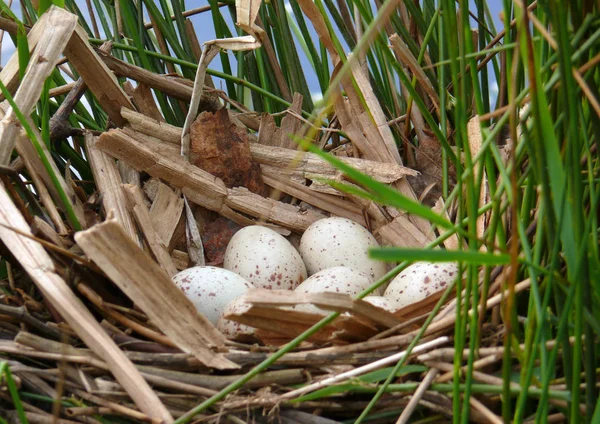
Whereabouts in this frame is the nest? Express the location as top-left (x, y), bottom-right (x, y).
top-left (0, 6), bottom-right (533, 424)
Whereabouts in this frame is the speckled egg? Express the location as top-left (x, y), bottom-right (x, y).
top-left (299, 217), bottom-right (386, 280)
top-left (384, 262), bottom-right (458, 311)
top-left (293, 266), bottom-right (377, 315)
top-left (295, 266), bottom-right (379, 296)
top-left (217, 296), bottom-right (256, 341)
top-left (172, 266), bottom-right (254, 324)
top-left (363, 295), bottom-right (396, 313)
top-left (223, 225), bottom-right (307, 290)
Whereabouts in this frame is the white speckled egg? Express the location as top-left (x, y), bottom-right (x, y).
top-left (384, 262), bottom-right (458, 310)
top-left (299, 217), bottom-right (386, 280)
top-left (293, 266), bottom-right (377, 315)
top-left (224, 226), bottom-right (307, 290)
top-left (217, 296), bottom-right (256, 341)
top-left (295, 266), bottom-right (379, 295)
top-left (363, 295), bottom-right (396, 313)
top-left (172, 266), bottom-right (254, 324)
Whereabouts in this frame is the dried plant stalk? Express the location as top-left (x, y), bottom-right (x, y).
top-left (376, 215), bottom-right (434, 248)
top-left (241, 289), bottom-right (402, 328)
top-left (123, 184), bottom-right (179, 277)
top-left (389, 34), bottom-right (440, 113)
top-left (0, 7), bottom-right (69, 97)
top-left (261, 167), bottom-right (365, 224)
top-left (74, 218), bottom-right (238, 369)
top-left (122, 107), bottom-right (417, 184)
top-left (0, 7), bottom-right (78, 165)
top-left (63, 24), bottom-right (134, 126)
top-left (149, 182), bottom-right (185, 249)
top-left (0, 184), bottom-right (173, 422)
top-left (85, 133), bottom-right (139, 244)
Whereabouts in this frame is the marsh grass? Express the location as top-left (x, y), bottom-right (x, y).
top-left (0, 0), bottom-right (598, 423)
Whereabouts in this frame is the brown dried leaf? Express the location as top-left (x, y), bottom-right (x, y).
top-left (190, 108), bottom-right (267, 196)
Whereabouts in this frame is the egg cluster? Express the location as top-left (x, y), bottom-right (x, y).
top-left (171, 217), bottom-right (458, 340)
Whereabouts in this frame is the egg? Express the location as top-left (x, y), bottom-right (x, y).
top-left (363, 295), bottom-right (396, 313)
top-left (384, 262), bottom-right (458, 310)
top-left (295, 266), bottom-right (378, 295)
top-left (224, 225), bottom-right (307, 290)
top-left (172, 266), bottom-right (254, 324)
top-left (293, 267), bottom-right (378, 315)
top-left (299, 217), bottom-right (386, 280)
top-left (217, 296), bottom-right (256, 341)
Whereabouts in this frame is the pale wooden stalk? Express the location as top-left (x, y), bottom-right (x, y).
top-left (171, 249), bottom-right (190, 270)
top-left (183, 197), bottom-right (205, 266)
top-left (433, 197), bottom-right (461, 250)
top-left (279, 337), bottom-right (449, 400)
top-left (224, 186), bottom-right (325, 232)
top-left (257, 93), bottom-right (304, 149)
top-left (251, 142), bottom-right (418, 183)
top-left (48, 82), bottom-right (77, 98)
top-left (20, 155), bottom-right (68, 234)
top-left (63, 24), bottom-right (134, 126)
top-left (0, 184), bottom-right (173, 422)
top-left (348, 54), bottom-right (402, 164)
top-left (149, 183), bottom-right (184, 249)
top-left (85, 133), bottom-right (139, 244)
top-left (389, 34), bottom-right (440, 113)
top-left (307, 279), bottom-right (532, 355)
top-left (123, 184), bottom-right (178, 277)
top-left (435, 352), bottom-right (503, 383)
top-left (121, 107), bottom-right (418, 183)
top-left (0, 7), bottom-right (78, 165)
top-left (74, 218), bottom-right (237, 370)
top-left (69, 388), bottom-right (159, 424)
top-left (418, 336), bottom-right (576, 363)
top-left (122, 107), bottom-right (182, 140)
top-left (124, 82), bottom-right (165, 122)
top-left (467, 117), bottom-right (488, 250)
top-left (376, 215), bottom-right (436, 248)
top-left (101, 54), bottom-right (194, 101)
top-left (468, 396), bottom-right (504, 424)
top-left (240, 289), bottom-right (402, 328)
top-left (31, 216), bottom-right (68, 248)
top-left (396, 368), bottom-right (439, 424)
top-left (138, 366), bottom-right (304, 390)
top-left (0, 9), bottom-right (57, 97)
top-left (261, 168), bottom-right (366, 224)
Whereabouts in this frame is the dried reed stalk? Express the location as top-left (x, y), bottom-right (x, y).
top-left (122, 107), bottom-right (417, 184)
top-left (62, 24), bottom-right (133, 126)
top-left (74, 218), bottom-right (238, 369)
top-left (85, 133), bottom-right (139, 244)
top-left (0, 7), bottom-right (77, 165)
top-left (123, 184), bottom-right (179, 277)
top-left (0, 185), bottom-right (173, 422)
